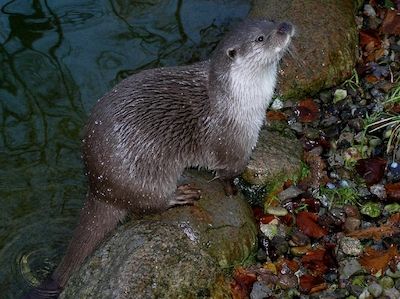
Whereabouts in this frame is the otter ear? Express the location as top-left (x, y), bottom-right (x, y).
top-left (226, 47), bottom-right (237, 60)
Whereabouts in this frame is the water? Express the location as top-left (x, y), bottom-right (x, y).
top-left (0, 0), bottom-right (250, 297)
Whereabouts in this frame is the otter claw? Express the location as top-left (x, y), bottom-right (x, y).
top-left (169, 184), bottom-right (201, 207)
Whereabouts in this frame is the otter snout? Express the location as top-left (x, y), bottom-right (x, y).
top-left (277, 22), bottom-right (294, 37)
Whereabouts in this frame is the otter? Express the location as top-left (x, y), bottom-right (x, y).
top-left (23, 19), bottom-right (294, 298)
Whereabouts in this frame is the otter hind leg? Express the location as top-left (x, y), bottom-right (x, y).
top-left (168, 184), bottom-right (201, 207)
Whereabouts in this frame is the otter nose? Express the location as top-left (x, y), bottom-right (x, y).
top-left (277, 22), bottom-right (293, 35)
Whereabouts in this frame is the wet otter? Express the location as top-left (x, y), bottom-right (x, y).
top-left (23, 19), bottom-right (294, 298)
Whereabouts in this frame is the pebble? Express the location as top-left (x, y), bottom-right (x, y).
top-left (334, 89), bottom-right (347, 103)
top-left (384, 203), bottom-right (400, 215)
top-left (358, 288), bottom-right (371, 299)
top-left (369, 184), bottom-right (386, 199)
top-left (343, 205), bottom-right (361, 218)
top-left (380, 276), bottom-right (395, 289)
top-left (250, 281), bottom-right (273, 299)
top-left (277, 273), bottom-right (298, 290)
top-left (260, 223), bottom-right (278, 240)
top-left (344, 217), bottom-right (361, 232)
top-left (289, 230), bottom-right (310, 247)
top-left (386, 268), bottom-right (400, 279)
top-left (383, 287), bottom-right (400, 299)
top-left (360, 202), bottom-right (382, 218)
top-left (277, 186), bottom-right (304, 201)
top-left (290, 245), bottom-right (311, 256)
top-left (339, 237), bottom-right (363, 256)
top-left (364, 4), bottom-right (376, 17)
top-left (368, 282), bottom-right (383, 297)
top-left (340, 258), bottom-right (363, 279)
top-left (266, 206), bottom-right (288, 216)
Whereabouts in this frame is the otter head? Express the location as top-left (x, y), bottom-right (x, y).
top-left (211, 19), bottom-right (294, 78)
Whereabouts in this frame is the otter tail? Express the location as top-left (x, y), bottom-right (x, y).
top-left (21, 193), bottom-right (127, 299)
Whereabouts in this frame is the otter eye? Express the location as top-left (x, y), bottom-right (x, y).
top-left (256, 36), bottom-right (264, 42)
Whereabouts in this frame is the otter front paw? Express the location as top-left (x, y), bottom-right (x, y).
top-left (169, 184), bottom-right (201, 207)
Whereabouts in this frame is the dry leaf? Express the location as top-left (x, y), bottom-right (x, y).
top-left (347, 225), bottom-right (400, 241)
top-left (359, 245), bottom-right (399, 274)
top-left (267, 110), bottom-right (288, 121)
top-left (381, 9), bottom-right (400, 35)
top-left (231, 267), bottom-right (257, 299)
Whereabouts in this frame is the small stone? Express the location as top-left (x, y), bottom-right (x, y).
top-left (344, 217), bottom-right (361, 233)
top-left (369, 184), bottom-right (386, 200)
top-left (250, 281), bottom-right (273, 299)
top-left (270, 98), bottom-right (284, 110)
top-left (340, 258), bottom-right (364, 280)
top-left (266, 206), bottom-right (288, 216)
top-left (277, 186), bottom-right (303, 201)
top-left (289, 230), bottom-right (310, 246)
top-left (368, 282), bottom-right (383, 297)
top-left (383, 287), bottom-right (400, 299)
top-left (334, 89), bottom-right (347, 103)
top-left (290, 245), bottom-right (311, 256)
top-left (360, 202), bottom-right (382, 218)
top-left (364, 4), bottom-right (376, 17)
top-left (260, 223), bottom-right (278, 240)
top-left (380, 276), bottom-right (395, 289)
top-left (386, 268), bottom-right (400, 279)
top-left (384, 203), bottom-right (400, 215)
top-left (339, 237), bottom-right (363, 256)
top-left (331, 207), bottom-right (346, 223)
top-left (271, 236), bottom-right (289, 256)
top-left (358, 288), bottom-right (371, 299)
top-left (277, 273), bottom-right (298, 290)
top-left (343, 205), bottom-right (361, 218)
top-left (349, 284), bottom-right (364, 297)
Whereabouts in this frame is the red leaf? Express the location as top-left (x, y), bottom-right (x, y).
top-left (260, 215), bottom-right (277, 224)
top-left (385, 182), bottom-right (400, 201)
top-left (295, 98), bottom-right (320, 123)
top-left (359, 29), bottom-right (381, 49)
top-left (296, 212), bottom-right (327, 239)
top-left (231, 267), bottom-right (257, 299)
top-left (359, 246), bottom-right (399, 274)
top-left (381, 9), bottom-right (400, 35)
top-left (355, 157), bottom-right (386, 185)
top-left (267, 110), bottom-right (288, 121)
top-left (299, 274), bottom-right (327, 294)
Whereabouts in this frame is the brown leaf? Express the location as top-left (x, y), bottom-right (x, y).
top-left (231, 267), bottom-right (257, 299)
top-left (347, 225), bottom-right (400, 241)
top-left (355, 157), bottom-right (386, 185)
top-left (381, 9), bottom-right (400, 35)
top-left (387, 213), bottom-right (400, 226)
top-left (299, 274), bottom-right (327, 294)
top-left (267, 110), bottom-right (288, 121)
top-left (385, 182), bottom-right (400, 201)
top-left (359, 245), bottom-right (399, 274)
top-left (295, 98), bottom-right (320, 123)
top-left (301, 248), bottom-right (328, 275)
top-left (296, 211), bottom-right (328, 239)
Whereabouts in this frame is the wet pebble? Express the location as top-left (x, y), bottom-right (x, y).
top-left (386, 268), bottom-right (400, 279)
top-left (360, 202), bottom-right (382, 218)
top-left (343, 205), bottom-right (361, 218)
top-left (383, 287), bottom-right (400, 299)
top-left (380, 276), bottom-right (395, 289)
top-left (277, 185), bottom-right (303, 201)
top-left (266, 206), bottom-right (288, 216)
top-left (250, 281), bottom-right (273, 299)
top-left (334, 89), bottom-right (348, 103)
top-left (340, 258), bottom-right (364, 279)
top-left (364, 4), bottom-right (376, 17)
top-left (369, 184), bottom-right (386, 199)
top-left (368, 281), bottom-right (383, 297)
top-left (344, 217), bottom-right (361, 232)
top-left (289, 230), bottom-right (310, 246)
top-left (339, 237), bottom-right (363, 256)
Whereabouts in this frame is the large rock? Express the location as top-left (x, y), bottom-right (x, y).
top-left (242, 129), bottom-right (303, 187)
top-left (250, 0), bottom-right (360, 99)
top-left (60, 171), bottom-right (257, 298)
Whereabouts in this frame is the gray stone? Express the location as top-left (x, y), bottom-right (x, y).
top-left (383, 288), bottom-right (400, 299)
top-left (368, 282), bottom-right (383, 298)
top-left (250, 281), bottom-right (273, 299)
top-left (339, 258), bottom-right (364, 280)
top-left (339, 237), bottom-right (363, 256)
top-left (250, 0), bottom-right (360, 99)
top-left (242, 129), bottom-right (302, 186)
top-left (60, 171), bottom-right (257, 298)
top-left (266, 206), bottom-right (288, 216)
top-left (278, 185), bottom-right (304, 201)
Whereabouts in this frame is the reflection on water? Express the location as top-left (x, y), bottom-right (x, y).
top-left (0, 0), bottom-right (250, 297)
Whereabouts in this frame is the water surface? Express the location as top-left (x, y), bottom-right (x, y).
top-left (0, 0), bottom-right (250, 297)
